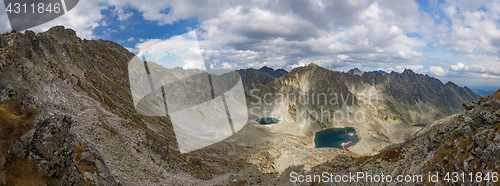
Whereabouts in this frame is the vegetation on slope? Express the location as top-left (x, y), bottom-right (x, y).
top-left (0, 92), bottom-right (48, 185)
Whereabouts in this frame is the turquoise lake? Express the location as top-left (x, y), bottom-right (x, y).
top-left (256, 117), bottom-right (280, 125)
top-left (315, 127), bottom-right (360, 149)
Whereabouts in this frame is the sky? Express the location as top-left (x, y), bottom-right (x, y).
top-left (0, 0), bottom-right (499, 95)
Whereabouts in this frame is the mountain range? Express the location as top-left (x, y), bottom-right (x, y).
top-left (0, 26), bottom-right (496, 185)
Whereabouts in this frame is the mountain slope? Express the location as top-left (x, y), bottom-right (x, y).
top-left (0, 26), bottom-right (258, 185)
top-left (296, 90), bottom-right (500, 185)
top-left (237, 68), bottom-right (277, 87)
top-left (340, 69), bottom-right (480, 122)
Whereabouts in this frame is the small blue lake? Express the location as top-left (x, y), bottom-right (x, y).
top-left (412, 124), bottom-right (426, 127)
top-left (256, 117), bottom-right (280, 125)
top-left (315, 127), bottom-right (360, 149)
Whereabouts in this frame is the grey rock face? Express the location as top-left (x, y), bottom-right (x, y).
top-left (80, 152), bottom-right (95, 166)
top-left (463, 102), bottom-right (475, 110)
top-left (8, 114), bottom-right (117, 186)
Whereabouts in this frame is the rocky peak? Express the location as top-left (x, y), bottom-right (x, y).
top-left (402, 68), bottom-right (415, 74)
top-left (308, 63), bottom-right (318, 67)
top-left (347, 67), bottom-right (363, 76)
top-left (329, 68), bottom-right (338, 72)
top-left (274, 63), bottom-right (357, 107)
top-left (258, 66), bottom-right (288, 78)
top-left (47, 25), bottom-right (77, 37)
top-left (445, 81), bottom-right (458, 87)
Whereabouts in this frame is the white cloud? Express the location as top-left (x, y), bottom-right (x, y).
top-left (114, 8), bottom-right (134, 21)
top-left (437, 0), bottom-right (500, 56)
top-left (222, 62), bottom-right (236, 69)
top-left (429, 66), bottom-right (447, 76)
top-left (337, 54), bottom-right (349, 60)
top-left (135, 31), bottom-right (205, 70)
top-left (395, 65), bottom-right (424, 72)
top-left (0, 0), bottom-right (110, 38)
top-left (450, 62), bottom-right (468, 71)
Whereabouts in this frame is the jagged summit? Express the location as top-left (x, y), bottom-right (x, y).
top-left (402, 68), bottom-right (415, 74)
top-left (372, 70), bottom-right (386, 74)
top-left (445, 81), bottom-right (457, 86)
top-left (337, 66), bottom-right (479, 117)
top-left (346, 67), bottom-right (364, 76)
top-left (258, 66), bottom-right (288, 78)
top-left (47, 25), bottom-right (78, 37)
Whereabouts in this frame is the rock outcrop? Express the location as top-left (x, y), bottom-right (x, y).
top-left (1, 86), bottom-right (116, 185)
top-left (8, 115), bottom-right (116, 185)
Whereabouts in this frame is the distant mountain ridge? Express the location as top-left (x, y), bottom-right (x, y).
top-left (372, 70), bottom-right (386, 74)
top-left (257, 66), bottom-right (288, 78)
top-left (239, 66), bottom-right (479, 116)
top-left (241, 65), bottom-right (480, 126)
top-left (237, 66), bottom-right (288, 88)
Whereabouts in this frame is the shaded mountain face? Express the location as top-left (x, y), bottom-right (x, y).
top-left (237, 68), bottom-right (277, 86)
top-left (258, 66), bottom-right (288, 78)
top-left (340, 69), bottom-right (480, 116)
top-left (372, 70), bottom-right (386, 74)
top-left (243, 63), bottom-right (357, 114)
top-left (346, 68), bottom-right (364, 76)
top-left (240, 63), bottom-right (479, 157)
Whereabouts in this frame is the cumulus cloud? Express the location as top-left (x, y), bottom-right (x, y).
top-left (0, 0), bottom-right (439, 67)
top-left (437, 0), bottom-right (500, 56)
top-left (136, 31), bottom-right (206, 70)
top-left (429, 66), bottom-right (447, 76)
top-left (450, 62), bottom-right (468, 71)
top-left (448, 56), bottom-right (500, 77)
top-left (337, 54), bottom-right (349, 60)
top-left (395, 65), bottom-right (424, 73)
top-left (192, 1), bottom-right (430, 70)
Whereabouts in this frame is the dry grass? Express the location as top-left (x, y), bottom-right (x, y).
top-left (74, 144), bottom-right (105, 186)
top-left (0, 102), bottom-right (44, 185)
top-left (490, 89), bottom-right (500, 100)
top-left (4, 157), bottom-right (47, 186)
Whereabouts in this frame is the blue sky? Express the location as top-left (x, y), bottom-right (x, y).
top-left (0, 0), bottom-right (499, 95)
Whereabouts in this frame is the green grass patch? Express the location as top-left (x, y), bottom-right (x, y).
top-left (378, 132), bottom-right (389, 139)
